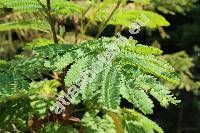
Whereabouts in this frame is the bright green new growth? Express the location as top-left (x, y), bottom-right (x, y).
top-left (34, 37), bottom-right (180, 115)
top-left (0, 36), bottom-right (180, 132)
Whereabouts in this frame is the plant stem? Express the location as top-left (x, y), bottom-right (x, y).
top-left (60, 67), bottom-right (68, 93)
top-left (95, 1), bottom-right (121, 38)
top-left (37, 0), bottom-right (58, 44)
top-left (81, 5), bottom-right (91, 33)
top-left (46, 0), bottom-right (58, 44)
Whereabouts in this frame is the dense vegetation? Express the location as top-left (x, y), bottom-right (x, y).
top-left (0, 0), bottom-right (199, 133)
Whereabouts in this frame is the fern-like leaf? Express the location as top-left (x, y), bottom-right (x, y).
top-left (100, 65), bottom-right (121, 109)
top-left (82, 112), bottom-right (116, 133)
top-left (0, 20), bottom-right (50, 32)
top-left (121, 109), bottom-right (163, 133)
top-left (64, 55), bottom-right (94, 87)
top-left (0, 0), bottom-right (42, 13)
top-left (120, 52), bottom-right (179, 84)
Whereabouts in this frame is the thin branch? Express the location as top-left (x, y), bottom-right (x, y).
top-left (46, 0), bottom-right (58, 44)
top-left (82, 5), bottom-right (92, 17)
top-left (37, 0), bottom-right (58, 44)
top-left (59, 67), bottom-right (68, 93)
top-left (57, 35), bottom-right (68, 43)
top-left (80, 4), bottom-right (92, 36)
top-left (83, 3), bottom-right (102, 34)
top-left (95, 1), bottom-right (121, 38)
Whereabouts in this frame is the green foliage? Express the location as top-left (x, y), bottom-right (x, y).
top-left (82, 112), bottom-right (116, 133)
top-left (121, 109), bottom-right (163, 133)
top-left (82, 109), bottom-right (163, 133)
top-left (0, 79), bottom-right (59, 131)
top-left (0, 20), bottom-right (50, 32)
top-left (163, 51), bottom-right (200, 93)
top-left (43, 123), bottom-right (76, 133)
top-left (0, 0), bottom-right (83, 34)
top-left (0, 36), bottom-right (180, 132)
top-left (108, 10), bottom-right (170, 28)
top-left (0, 0), bottom-right (43, 12)
top-left (100, 65), bottom-right (121, 109)
top-left (51, 0), bottom-right (83, 15)
top-left (23, 38), bottom-right (54, 50)
top-left (86, 2), bottom-right (169, 28)
top-left (151, 0), bottom-right (198, 15)
top-left (0, 97), bottom-right (32, 131)
top-left (0, 0), bottom-right (172, 46)
top-left (0, 0), bottom-right (183, 132)
top-left (134, 0), bottom-right (150, 5)
top-left (0, 0), bottom-right (83, 14)
top-left (34, 37), bottom-right (180, 115)
top-left (29, 79), bottom-right (59, 118)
